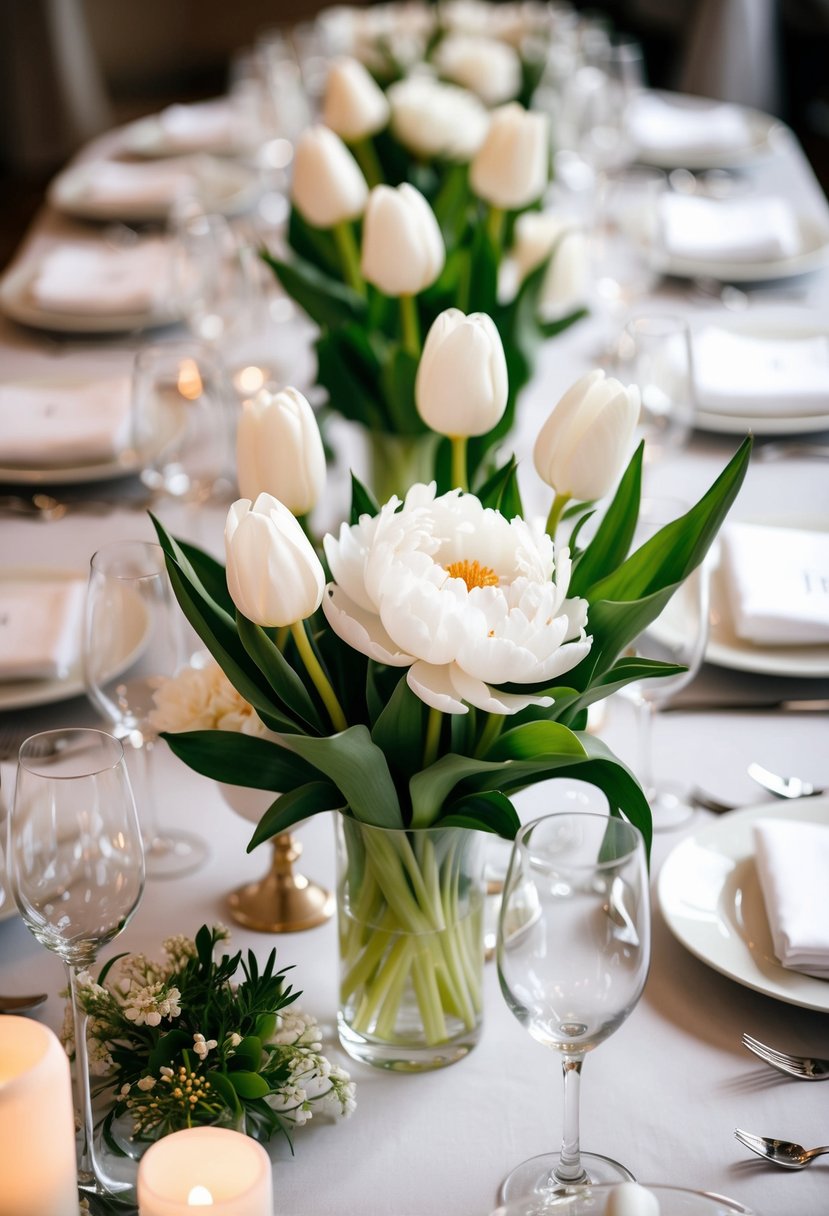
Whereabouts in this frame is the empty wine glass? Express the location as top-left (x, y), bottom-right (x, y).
top-left (84, 539), bottom-right (209, 878)
top-left (590, 168), bottom-right (667, 316)
top-left (617, 314), bottom-right (694, 460)
top-left (7, 729), bottom-right (144, 1198)
top-left (497, 811), bottom-right (650, 1201)
top-left (620, 500), bottom-right (711, 830)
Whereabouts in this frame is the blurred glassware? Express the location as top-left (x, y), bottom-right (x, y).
top-left (169, 208), bottom-right (262, 351)
top-left (618, 313), bottom-right (694, 460)
top-left (559, 37), bottom-right (644, 177)
top-left (590, 166), bottom-right (667, 313)
top-left (490, 1182), bottom-right (753, 1215)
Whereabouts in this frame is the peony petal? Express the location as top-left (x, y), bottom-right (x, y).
top-left (449, 665), bottom-right (554, 715)
top-left (407, 660), bottom-right (468, 714)
top-left (322, 584), bottom-right (413, 666)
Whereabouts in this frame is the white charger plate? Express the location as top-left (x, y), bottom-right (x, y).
top-left (48, 156), bottom-right (260, 224)
top-left (633, 92), bottom-right (782, 170)
top-left (658, 796), bottom-right (829, 1013)
top-left (651, 213), bottom-right (829, 283)
top-left (0, 259), bottom-right (180, 335)
top-left (0, 566), bottom-right (149, 712)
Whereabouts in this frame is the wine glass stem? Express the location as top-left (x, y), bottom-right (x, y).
top-left (130, 737), bottom-right (163, 853)
top-left (636, 697), bottom-right (656, 799)
top-left (67, 963), bottom-right (100, 1187)
top-left (557, 1055), bottom-right (587, 1184)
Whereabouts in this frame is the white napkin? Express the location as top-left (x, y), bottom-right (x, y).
top-left (157, 101), bottom-right (240, 153)
top-left (0, 376), bottom-right (133, 466)
top-left (754, 818), bottom-right (829, 978)
top-left (693, 327), bottom-right (829, 417)
top-left (61, 160), bottom-right (198, 210)
top-left (627, 93), bottom-right (752, 158)
top-left (0, 579), bottom-right (85, 681)
top-left (658, 194), bottom-right (801, 263)
top-left (721, 523), bottom-right (829, 645)
top-left (31, 240), bottom-right (171, 314)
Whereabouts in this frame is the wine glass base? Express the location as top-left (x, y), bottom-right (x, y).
top-left (144, 830), bottom-right (209, 880)
top-left (650, 781), bottom-right (695, 832)
top-left (500, 1151), bottom-right (635, 1203)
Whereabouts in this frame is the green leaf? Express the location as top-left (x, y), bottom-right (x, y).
top-left (409, 753), bottom-right (505, 829)
top-left (236, 612), bottom-right (323, 733)
top-left (147, 1030), bottom-right (192, 1074)
top-left (466, 224), bottom-right (499, 314)
top-left (371, 674), bottom-right (426, 782)
top-left (379, 345), bottom-right (423, 436)
top-left (570, 443), bottom-right (643, 595)
top-left (262, 252), bottom-right (365, 330)
top-left (176, 539), bottom-right (235, 617)
top-left (195, 924), bottom-right (213, 966)
top-left (350, 473), bottom-right (380, 523)
top-left (228, 1035), bottom-right (262, 1072)
top-left (247, 781), bottom-right (341, 851)
top-left (208, 1072), bottom-right (243, 1117)
top-left (487, 720), bottom-right (587, 763)
top-left (315, 326), bottom-right (387, 431)
top-left (254, 1013), bottom-right (277, 1041)
top-left (228, 1071), bottom-right (271, 1100)
top-left (161, 730), bottom-right (316, 792)
top-left (440, 791), bottom-right (520, 838)
top-left (475, 454), bottom-right (524, 519)
top-left (276, 725), bottom-right (403, 828)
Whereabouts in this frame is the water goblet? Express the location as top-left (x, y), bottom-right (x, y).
top-left (497, 811), bottom-right (650, 1201)
top-left (7, 729), bottom-right (145, 1198)
top-left (83, 539), bottom-right (209, 878)
top-left (617, 314), bottom-right (694, 461)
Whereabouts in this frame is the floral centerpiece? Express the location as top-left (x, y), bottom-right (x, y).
top-left (149, 327), bottom-right (751, 1068)
top-left (63, 925), bottom-right (355, 1151)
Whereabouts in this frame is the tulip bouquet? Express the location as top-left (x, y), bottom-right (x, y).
top-left (266, 52), bottom-right (587, 501)
top-left (150, 345), bottom-right (750, 1061)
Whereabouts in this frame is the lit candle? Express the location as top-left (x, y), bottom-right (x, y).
top-left (137, 1126), bottom-right (273, 1215)
top-left (0, 1016), bottom-right (78, 1216)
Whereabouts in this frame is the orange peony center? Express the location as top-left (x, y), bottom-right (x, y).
top-left (444, 559), bottom-right (499, 590)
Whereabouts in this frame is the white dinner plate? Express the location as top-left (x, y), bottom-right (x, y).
top-left (658, 796), bottom-right (829, 1012)
top-left (0, 259), bottom-right (180, 335)
top-left (651, 213), bottom-right (829, 283)
top-left (633, 92), bottom-right (781, 170)
top-left (706, 517), bottom-right (829, 678)
top-left (120, 113), bottom-right (252, 160)
top-left (48, 156), bottom-right (260, 224)
top-left (0, 567), bottom-right (149, 712)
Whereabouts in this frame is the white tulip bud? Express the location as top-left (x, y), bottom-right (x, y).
top-left (388, 75), bottom-right (490, 161)
top-left (512, 211), bottom-right (572, 280)
top-left (415, 308), bottom-right (508, 437)
top-left (538, 230), bottom-right (589, 321)
top-left (236, 386), bottom-right (326, 515)
top-left (533, 369), bottom-right (641, 502)
top-left (291, 125), bottom-right (368, 228)
top-left (361, 183), bottom-right (445, 296)
top-left (470, 103), bottom-right (549, 211)
top-left (434, 34), bottom-right (522, 106)
top-left (225, 493), bottom-right (325, 627)
top-left (322, 56), bottom-right (390, 141)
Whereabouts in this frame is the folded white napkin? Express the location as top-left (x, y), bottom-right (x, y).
top-left (627, 93), bottom-right (752, 158)
top-left (0, 579), bottom-right (85, 681)
top-left (721, 522), bottom-right (829, 645)
top-left (62, 160), bottom-right (198, 210)
top-left (693, 327), bottom-right (829, 417)
top-left (158, 101), bottom-right (240, 153)
top-left (0, 376), bottom-right (133, 466)
top-left (31, 240), bottom-right (171, 314)
top-left (754, 818), bottom-right (829, 978)
top-left (658, 194), bottom-right (801, 263)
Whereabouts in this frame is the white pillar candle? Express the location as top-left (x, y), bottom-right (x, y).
top-left (0, 1015), bottom-right (79, 1216)
top-left (137, 1126), bottom-right (273, 1215)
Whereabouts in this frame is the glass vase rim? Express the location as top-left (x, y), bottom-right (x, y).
top-left (516, 811), bottom-right (644, 869)
top-left (338, 812), bottom-right (483, 839)
top-left (17, 728), bottom-right (125, 779)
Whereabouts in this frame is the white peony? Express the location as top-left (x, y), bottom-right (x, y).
top-left (149, 660), bottom-right (272, 738)
top-left (322, 483), bottom-right (591, 715)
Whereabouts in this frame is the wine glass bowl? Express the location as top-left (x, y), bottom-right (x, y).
top-left (497, 812), bottom-right (650, 1200)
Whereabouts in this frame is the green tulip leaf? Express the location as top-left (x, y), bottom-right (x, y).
top-left (161, 729), bottom-right (316, 792)
top-left (570, 442), bottom-right (643, 594)
top-left (247, 781), bottom-right (342, 851)
top-left (487, 720), bottom-right (587, 762)
top-left (349, 473), bottom-right (380, 523)
top-left (410, 753), bottom-right (505, 829)
top-left (263, 252), bottom-right (365, 330)
top-left (236, 612), bottom-right (324, 734)
top-left (371, 674), bottom-right (426, 781)
top-left (440, 790), bottom-right (520, 838)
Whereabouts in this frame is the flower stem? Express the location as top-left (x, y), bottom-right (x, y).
top-left (290, 620), bottom-right (348, 732)
top-left (486, 205), bottom-right (505, 249)
top-left (275, 625), bottom-right (289, 652)
top-left (450, 435), bottom-right (468, 492)
top-left (474, 712), bottom-right (503, 759)
top-left (400, 293), bottom-right (421, 358)
top-left (423, 706), bottom-right (443, 769)
top-left (352, 136), bottom-right (384, 188)
top-left (333, 221), bottom-right (365, 296)
top-left (545, 491), bottom-right (571, 540)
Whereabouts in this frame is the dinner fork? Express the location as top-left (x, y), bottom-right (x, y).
top-left (748, 763), bottom-right (826, 800)
top-left (742, 1033), bottom-right (829, 1080)
top-left (734, 1128), bottom-right (829, 1169)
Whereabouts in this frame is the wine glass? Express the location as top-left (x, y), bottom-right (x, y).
top-left (83, 539), bottom-right (209, 878)
top-left (620, 500), bottom-right (711, 830)
top-left (497, 811), bottom-right (650, 1201)
top-left (617, 314), bottom-right (694, 461)
top-left (7, 728), bottom-right (145, 1198)
top-left (590, 168), bottom-right (667, 318)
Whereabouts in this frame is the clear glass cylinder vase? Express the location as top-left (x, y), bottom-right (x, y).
top-left (365, 429), bottom-right (441, 505)
top-left (335, 817), bottom-right (487, 1072)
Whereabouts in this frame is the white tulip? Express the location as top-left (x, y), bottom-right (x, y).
top-left (225, 493), bottom-right (325, 627)
top-left (434, 33), bottom-right (522, 106)
top-left (533, 369), bottom-right (641, 502)
top-left (415, 308), bottom-right (508, 437)
top-left (512, 211), bottom-right (572, 280)
top-left (291, 125), bottom-right (368, 228)
top-left (470, 103), bottom-right (549, 210)
top-left (387, 75), bottom-right (490, 161)
top-left (322, 56), bottom-right (390, 141)
top-left (512, 214), bottom-right (589, 321)
top-left (361, 183), bottom-right (445, 296)
top-left (236, 386), bottom-right (326, 515)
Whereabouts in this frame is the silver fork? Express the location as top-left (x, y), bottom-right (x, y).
top-left (735, 1128), bottom-right (829, 1169)
top-left (748, 763), bottom-right (825, 800)
top-left (742, 1033), bottom-right (829, 1080)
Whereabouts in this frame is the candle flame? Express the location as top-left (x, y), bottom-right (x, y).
top-left (177, 359), bottom-right (203, 401)
top-left (187, 1184), bottom-right (214, 1206)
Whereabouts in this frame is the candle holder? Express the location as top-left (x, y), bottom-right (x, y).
top-left (228, 830), bottom-right (335, 933)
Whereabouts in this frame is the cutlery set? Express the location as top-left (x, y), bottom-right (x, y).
top-left (690, 762), bottom-right (826, 815)
top-left (735, 1029), bottom-right (829, 1170)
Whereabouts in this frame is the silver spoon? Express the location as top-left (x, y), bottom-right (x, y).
top-left (735, 1128), bottom-right (829, 1169)
top-left (0, 993), bottom-right (48, 1013)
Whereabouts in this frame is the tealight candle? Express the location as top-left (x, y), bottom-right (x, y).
top-left (0, 1015), bottom-right (79, 1216)
top-left (137, 1126), bottom-right (273, 1215)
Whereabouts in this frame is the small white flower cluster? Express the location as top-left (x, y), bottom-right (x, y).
top-left (265, 1008), bottom-right (357, 1126)
top-left (193, 1032), bottom-right (218, 1060)
top-left (123, 982), bottom-right (182, 1028)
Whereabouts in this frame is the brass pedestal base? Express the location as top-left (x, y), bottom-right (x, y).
top-left (227, 832), bottom-right (334, 933)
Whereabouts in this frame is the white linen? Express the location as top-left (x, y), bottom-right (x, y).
top-left (627, 93), bottom-right (752, 158)
top-left (30, 240), bottom-right (171, 314)
top-left (0, 579), bottom-right (85, 681)
top-left (658, 194), bottom-right (801, 263)
top-left (157, 101), bottom-right (240, 153)
top-left (58, 160), bottom-right (198, 210)
top-left (0, 376), bottom-right (133, 466)
top-left (721, 522), bottom-right (829, 645)
top-left (754, 818), bottom-right (829, 978)
top-left (693, 327), bottom-right (829, 417)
